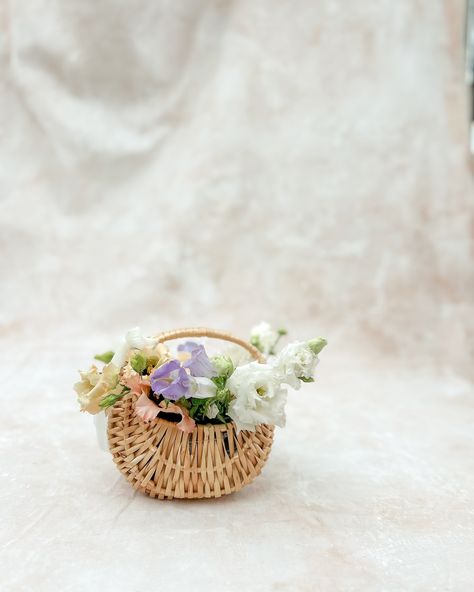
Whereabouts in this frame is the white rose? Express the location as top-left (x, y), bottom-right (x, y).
top-left (273, 341), bottom-right (318, 390)
top-left (227, 362), bottom-right (287, 432)
top-left (250, 322), bottom-right (280, 355)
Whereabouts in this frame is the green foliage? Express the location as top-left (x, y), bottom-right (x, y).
top-left (94, 351), bottom-right (114, 364)
top-left (177, 397), bottom-right (191, 410)
top-left (251, 327), bottom-right (288, 355)
top-left (307, 338), bottom-right (327, 355)
top-left (130, 352), bottom-right (147, 374)
top-left (212, 375), bottom-right (227, 390)
top-left (188, 396), bottom-right (218, 423)
top-left (185, 373), bottom-right (233, 423)
top-left (271, 327), bottom-right (288, 354)
top-left (211, 355), bottom-right (234, 378)
top-left (299, 376), bottom-right (314, 383)
top-left (250, 335), bottom-right (261, 351)
top-left (99, 387), bottom-right (129, 409)
top-left (188, 398), bottom-right (208, 422)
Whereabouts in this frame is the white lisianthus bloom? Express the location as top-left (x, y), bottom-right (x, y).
top-left (250, 322), bottom-right (280, 355)
top-left (227, 362), bottom-right (287, 432)
top-left (273, 341), bottom-right (318, 390)
top-left (190, 376), bottom-right (217, 399)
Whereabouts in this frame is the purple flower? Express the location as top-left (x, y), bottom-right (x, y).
top-left (177, 342), bottom-right (217, 378)
top-left (150, 360), bottom-right (192, 401)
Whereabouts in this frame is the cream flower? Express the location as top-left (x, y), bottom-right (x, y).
top-left (250, 322), bottom-right (280, 355)
top-left (121, 363), bottom-right (138, 380)
top-left (75, 363), bottom-right (120, 414)
top-left (273, 341), bottom-right (318, 390)
top-left (227, 362), bottom-right (287, 432)
top-left (74, 365), bottom-right (100, 397)
top-left (141, 343), bottom-right (170, 375)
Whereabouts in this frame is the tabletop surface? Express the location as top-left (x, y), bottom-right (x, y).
top-left (1, 338), bottom-right (473, 592)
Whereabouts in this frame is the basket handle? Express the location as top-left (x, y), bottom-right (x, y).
top-left (154, 327), bottom-right (265, 363)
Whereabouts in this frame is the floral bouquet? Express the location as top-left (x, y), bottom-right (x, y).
top-left (75, 324), bottom-right (326, 499)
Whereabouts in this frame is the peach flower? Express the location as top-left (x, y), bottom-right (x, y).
top-left (134, 394), bottom-right (196, 433)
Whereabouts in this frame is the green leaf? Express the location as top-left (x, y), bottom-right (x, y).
top-left (188, 397), bottom-right (211, 421)
top-left (250, 335), bottom-right (263, 352)
top-left (299, 376), bottom-right (315, 383)
top-left (99, 395), bottom-right (117, 408)
top-left (277, 328), bottom-right (288, 336)
top-left (211, 375), bottom-right (229, 391)
top-left (130, 352), bottom-right (146, 374)
top-left (99, 386), bottom-right (129, 409)
top-left (94, 351), bottom-right (114, 364)
top-left (178, 397), bottom-right (191, 410)
top-left (99, 393), bottom-right (122, 408)
top-left (307, 338), bottom-right (327, 355)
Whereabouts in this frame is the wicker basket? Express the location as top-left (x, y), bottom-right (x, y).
top-left (107, 328), bottom-right (275, 499)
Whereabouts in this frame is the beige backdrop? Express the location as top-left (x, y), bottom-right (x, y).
top-left (1, 1), bottom-right (473, 591)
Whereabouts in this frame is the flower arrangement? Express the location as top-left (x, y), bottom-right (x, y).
top-left (74, 323), bottom-right (327, 434)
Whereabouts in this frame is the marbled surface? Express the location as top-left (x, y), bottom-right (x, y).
top-left (1, 1), bottom-right (473, 590)
top-left (1, 343), bottom-right (474, 591)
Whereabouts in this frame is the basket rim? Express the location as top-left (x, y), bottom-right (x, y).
top-left (107, 396), bottom-right (273, 434)
top-left (114, 392), bottom-right (272, 434)
top-left (134, 413), bottom-right (272, 433)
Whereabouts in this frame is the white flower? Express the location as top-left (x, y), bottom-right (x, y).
top-left (125, 327), bottom-right (156, 350)
top-left (250, 322), bottom-right (280, 355)
top-left (206, 403), bottom-right (219, 419)
top-left (111, 327), bottom-right (157, 369)
top-left (189, 376), bottom-right (217, 399)
top-left (223, 345), bottom-right (252, 368)
top-left (273, 341), bottom-right (318, 390)
top-left (227, 362), bottom-right (287, 432)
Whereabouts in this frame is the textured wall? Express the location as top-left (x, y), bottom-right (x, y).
top-left (2, 3), bottom-right (474, 591)
top-left (1, 0), bottom-right (472, 372)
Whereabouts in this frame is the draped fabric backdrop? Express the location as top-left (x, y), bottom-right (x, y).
top-left (1, 2), bottom-right (473, 591)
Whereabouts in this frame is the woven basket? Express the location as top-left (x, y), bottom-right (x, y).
top-left (107, 328), bottom-right (275, 499)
